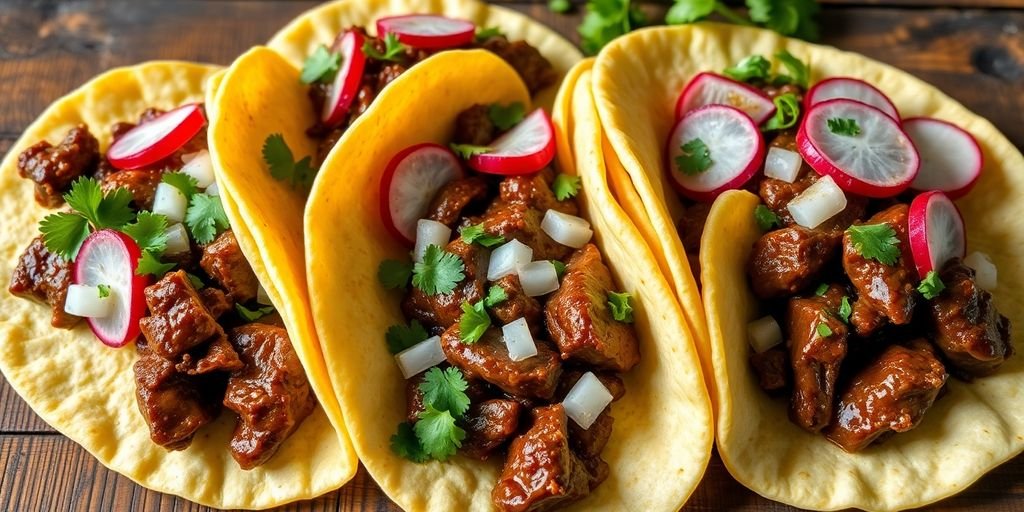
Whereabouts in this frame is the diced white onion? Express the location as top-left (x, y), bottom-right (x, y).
top-left (413, 219), bottom-right (452, 263)
top-left (64, 284), bottom-right (115, 318)
top-left (256, 283), bottom-right (273, 305)
top-left (181, 150), bottom-right (215, 189)
top-left (747, 315), bottom-right (783, 353)
top-left (787, 175), bottom-right (847, 229)
top-left (517, 261), bottom-right (560, 297)
top-left (541, 210), bottom-right (593, 249)
top-left (487, 240), bottom-right (533, 280)
top-left (152, 183), bottom-right (188, 223)
top-left (764, 146), bottom-right (803, 183)
top-left (205, 181), bottom-right (220, 197)
top-left (180, 151), bottom-right (200, 164)
top-left (562, 371), bottom-right (613, 430)
top-left (163, 223), bottom-right (191, 255)
top-left (502, 318), bottom-right (538, 361)
top-left (964, 251), bottom-right (998, 291)
top-left (395, 335), bottom-right (446, 379)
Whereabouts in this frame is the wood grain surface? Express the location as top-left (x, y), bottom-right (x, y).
top-left (0, 1), bottom-right (1022, 510)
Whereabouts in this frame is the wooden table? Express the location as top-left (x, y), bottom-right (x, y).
top-left (1, 1), bottom-right (1022, 510)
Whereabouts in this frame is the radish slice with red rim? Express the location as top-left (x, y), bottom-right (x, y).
top-left (376, 14), bottom-right (475, 50)
top-left (664, 105), bottom-right (765, 202)
top-left (321, 30), bottom-right (368, 127)
top-left (797, 99), bottom-right (919, 198)
top-left (380, 143), bottom-right (465, 245)
top-left (73, 229), bottom-right (148, 347)
top-left (469, 109), bottom-right (556, 176)
top-left (805, 77), bottom-right (900, 120)
top-left (909, 191), bottom-right (966, 279)
top-left (905, 117), bottom-right (984, 199)
top-left (106, 104), bottom-right (205, 170)
top-left (675, 72), bottom-right (777, 125)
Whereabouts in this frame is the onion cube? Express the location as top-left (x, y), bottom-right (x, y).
top-left (747, 315), bottom-right (783, 353)
top-left (517, 261), bottom-right (560, 297)
top-left (502, 318), bottom-right (538, 361)
top-left (395, 335), bottom-right (445, 379)
top-left (787, 175), bottom-right (847, 229)
top-left (414, 219), bottom-right (452, 263)
top-left (256, 283), bottom-right (273, 305)
top-left (541, 210), bottom-right (593, 249)
top-left (764, 146), bottom-right (803, 183)
top-left (563, 371), bottom-right (613, 430)
top-left (205, 181), bottom-right (220, 197)
top-left (964, 251), bottom-right (998, 290)
top-left (181, 149), bottom-right (215, 188)
top-left (152, 183), bottom-right (188, 223)
top-left (487, 240), bottom-right (533, 280)
top-left (163, 224), bottom-right (191, 255)
top-left (64, 284), bottom-right (115, 318)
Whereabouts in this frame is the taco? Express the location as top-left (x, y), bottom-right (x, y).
top-left (590, 23), bottom-right (1024, 510)
top-left (0, 62), bottom-right (356, 509)
top-left (301, 48), bottom-right (712, 511)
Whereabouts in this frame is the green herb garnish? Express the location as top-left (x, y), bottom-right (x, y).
top-left (135, 250), bottom-right (175, 276)
top-left (363, 33), bottom-right (407, 62)
top-left (458, 300), bottom-right (491, 344)
top-left (917, 271), bottom-right (946, 300)
top-left (774, 49), bottom-right (810, 88)
top-left (549, 0), bottom-right (572, 13)
top-left (488, 102), bottom-right (526, 131)
top-left (262, 134), bottom-right (316, 189)
top-left (121, 211), bottom-right (169, 255)
top-left (385, 319), bottom-right (429, 354)
top-left (161, 172), bottom-right (198, 200)
top-left (665, 0), bottom-right (820, 41)
top-left (578, 0), bottom-right (648, 55)
top-left (846, 223), bottom-right (900, 266)
top-left (838, 296), bottom-right (852, 323)
top-left (413, 405), bottom-right (466, 461)
top-left (378, 259), bottom-right (414, 289)
top-left (815, 283), bottom-right (829, 296)
top-left (763, 93), bottom-right (801, 131)
top-left (675, 138), bottom-right (713, 176)
top-left (184, 193), bottom-right (229, 244)
top-left (412, 245), bottom-right (465, 295)
top-left (816, 322), bottom-right (833, 338)
top-left (552, 260), bottom-right (567, 279)
top-left (39, 177), bottom-right (134, 259)
top-left (607, 291), bottom-right (634, 323)
top-left (827, 117), bottom-right (861, 137)
top-left (461, 224), bottom-right (505, 248)
top-left (300, 45), bottom-right (341, 84)
top-left (419, 367), bottom-right (471, 418)
top-left (450, 143), bottom-right (492, 159)
top-left (553, 174), bottom-right (582, 201)
top-left (236, 303), bottom-right (275, 322)
top-left (97, 284), bottom-right (110, 298)
top-left (483, 286), bottom-right (508, 308)
top-left (724, 55), bottom-right (771, 82)
top-left (475, 26), bottom-right (504, 42)
top-left (754, 205), bottom-right (781, 231)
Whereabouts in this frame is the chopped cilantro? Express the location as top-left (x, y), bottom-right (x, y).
top-left (553, 173), bottom-right (582, 201)
top-left (460, 224), bottom-right (505, 248)
top-left (723, 55), bottom-right (771, 83)
top-left (484, 286), bottom-right (508, 308)
top-left (665, 1), bottom-right (819, 41)
top-left (475, 26), bottom-right (504, 42)
top-left (390, 422), bottom-right (428, 462)
top-left (121, 211), bottom-right (169, 255)
top-left (846, 223), bottom-right (900, 266)
top-left (578, 0), bottom-right (648, 55)
top-left (488, 102), bottom-right (526, 131)
top-left (763, 93), bottom-right (801, 132)
top-left (827, 117), bottom-right (861, 137)
top-left (815, 283), bottom-right (829, 296)
top-left (135, 250), bottom-right (175, 276)
top-left (838, 296), bottom-right (852, 323)
top-left (236, 303), bottom-right (275, 322)
top-left (458, 300), bottom-right (491, 344)
top-left (675, 138), bottom-right (713, 176)
top-left (450, 143), bottom-right (492, 159)
top-left (549, 0), bottom-right (573, 13)
top-left (816, 322), bottom-right (833, 338)
top-left (363, 33), bottom-right (406, 62)
top-left (300, 45), bottom-right (341, 84)
top-left (64, 178), bottom-right (134, 230)
top-left (262, 134), bottom-right (317, 189)
top-left (184, 193), bottom-right (230, 244)
top-left (551, 260), bottom-right (567, 279)
top-left (607, 291), bottom-right (634, 323)
top-left (186, 273), bottom-right (206, 290)
top-left (97, 284), bottom-right (110, 298)
top-left (413, 405), bottom-right (465, 461)
top-left (419, 367), bottom-right (471, 418)
top-left (39, 212), bottom-right (90, 260)
top-left (412, 245), bottom-right (465, 295)
top-left (917, 271), bottom-right (946, 300)
top-left (754, 205), bottom-right (781, 231)
top-left (378, 259), bottom-right (413, 289)
top-left (161, 172), bottom-right (198, 200)
top-left (385, 320), bottom-right (429, 354)
top-left (774, 50), bottom-right (810, 88)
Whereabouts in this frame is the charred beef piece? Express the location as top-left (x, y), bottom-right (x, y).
top-left (498, 173), bottom-right (579, 216)
top-left (750, 345), bottom-right (790, 392)
top-left (556, 369), bottom-right (626, 402)
top-left (139, 270), bottom-right (224, 359)
top-left (402, 239), bottom-right (487, 330)
top-left (199, 287), bottom-right (233, 319)
top-left (492, 404), bottom-right (599, 512)
top-left (454, 105), bottom-right (498, 146)
top-left (463, 399), bottom-right (522, 460)
top-left (489, 273), bottom-right (544, 332)
top-left (824, 340), bottom-right (947, 452)
top-left (223, 324), bottom-right (317, 470)
top-left (405, 372), bottom-right (428, 423)
top-left (482, 202), bottom-right (573, 261)
top-left (426, 177), bottom-right (489, 227)
top-left (174, 334), bottom-right (244, 376)
top-left (17, 125), bottom-right (100, 207)
top-left (787, 285), bottom-right (849, 432)
top-left (843, 204), bottom-right (917, 336)
top-left (100, 168), bottom-right (163, 210)
top-left (678, 201), bottom-right (713, 254)
top-left (477, 36), bottom-right (558, 94)
top-left (8, 237), bottom-right (80, 328)
top-left (747, 226), bottom-right (839, 299)
top-left (200, 230), bottom-right (259, 303)
top-left (928, 260), bottom-right (1012, 377)
top-left (546, 244), bottom-right (640, 373)
top-left (569, 410), bottom-right (614, 460)
top-left (133, 346), bottom-right (221, 450)
top-left (441, 325), bottom-right (562, 400)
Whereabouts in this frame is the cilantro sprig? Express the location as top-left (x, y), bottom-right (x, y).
top-left (608, 291), bottom-right (634, 323)
top-left (363, 33), bottom-right (407, 62)
top-left (263, 134), bottom-right (317, 189)
top-left (450, 143), bottom-right (492, 159)
top-left (236, 303), bottom-right (275, 322)
top-left (458, 300), bottom-right (491, 344)
top-left (828, 118), bottom-right (861, 137)
top-left (763, 93), bottom-right (801, 132)
top-left (475, 26), bottom-right (504, 42)
top-left (136, 250), bottom-right (175, 276)
top-left (391, 367), bottom-right (471, 462)
top-left (917, 271), bottom-right (946, 300)
top-left (816, 322), bottom-right (833, 338)
top-left (846, 223), bottom-right (901, 266)
top-left (461, 224), bottom-right (505, 248)
top-left (754, 205), bottom-right (781, 231)
top-left (39, 177), bottom-right (135, 259)
top-left (484, 285), bottom-right (508, 308)
top-left (553, 174), bottom-right (582, 201)
top-left (838, 296), bottom-right (852, 323)
top-left (300, 45), bottom-right (341, 84)
top-left (378, 259), bottom-right (413, 289)
top-left (488, 102), bottom-right (526, 132)
top-left (578, 0), bottom-right (648, 55)
top-left (386, 320), bottom-right (429, 354)
top-left (666, 1), bottom-right (820, 42)
top-left (184, 193), bottom-right (229, 245)
top-left (676, 138), bottom-right (713, 176)
top-left (412, 245), bottom-right (466, 295)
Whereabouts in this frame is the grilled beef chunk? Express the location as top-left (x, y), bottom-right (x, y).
top-left (678, 201), bottom-right (712, 254)
top-left (426, 177), bottom-right (490, 227)
top-left (405, 372), bottom-right (428, 424)
top-left (441, 325), bottom-right (562, 400)
top-left (133, 347), bottom-right (220, 450)
top-left (748, 226), bottom-right (839, 299)
top-left (489, 273), bottom-right (544, 331)
top-left (499, 173), bottom-right (579, 216)
top-left (17, 125), bottom-right (100, 207)
top-left (750, 346), bottom-right (790, 392)
top-left (556, 369), bottom-right (626, 402)
top-left (223, 324), bottom-right (317, 470)
top-left (483, 202), bottom-right (573, 261)
top-left (100, 168), bottom-right (162, 209)
top-left (787, 286), bottom-right (849, 432)
top-left (174, 334), bottom-right (244, 376)
top-left (569, 411), bottom-right (613, 460)
top-left (546, 244), bottom-right (640, 373)
top-left (843, 205), bottom-right (917, 336)
top-left (200, 230), bottom-right (259, 303)
top-left (139, 271), bottom-right (224, 359)
top-left (8, 237), bottom-right (80, 328)
top-left (402, 239), bottom-right (487, 330)
top-left (463, 399), bottom-right (522, 460)
top-left (477, 36), bottom-right (557, 94)
top-left (454, 105), bottom-right (498, 146)
top-left (929, 260), bottom-right (1012, 377)
top-left (825, 340), bottom-right (947, 452)
top-left (199, 287), bottom-right (233, 318)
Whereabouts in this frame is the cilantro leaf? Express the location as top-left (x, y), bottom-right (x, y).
top-left (460, 224), bottom-right (505, 248)
top-left (300, 45), bottom-right (341, 84)
top-left (186, 273), bottom-right (206, 290)
top-left (475, 26), bottom-right (504, 42)
top-left (262, 134), bottom-right (317, 188)
top-left (162, 172), bottom-right (198, 200)
top-left (236, 303), bottom-right (275, 322)
top-left (553, 173), bottom-right (582, 201)
top-left (185, 193), bottom-right (230, 244)
top-left (97, 284), bottom-right (110, 298)
top-left (136, 250), bottom-right (175, 276)
top-left (64, 177), bottom-right (134, 229)
top-left (607, 291), bottom-right (634, 323)
top-left (846, 223), bottom-right (901, 266)
top-left (488, 102), bottom-right (526, 131)
top-left (754, 205), bottom-right (781, 231)
top-left (579, 0), bottom-right (648, 55)
top-left (413, 405), bottom-right (465, 461)
top-left (363, 33), bottom-right (406, 62)
top-left (391, 422), bottom-right (429, 462)
top-left (838, 296), bottom-right (852, 323)
top-left (121, 211), bottom-right (169, 254)
top-left (724, 54), bottom-right (771, 83)
top-left (774, 49), bottom-right (810, 88)
top-left (450, 143), bottom-right (492, 159)
top-left (458, 300), bottom-right (491, 344)
top-left (666, 0), bottom-right (715, 24)
top-left (419, 367), bottom-right (471, 418)
top-left (816, 322), bottom-right (833, 338)
top-left (484, 285), bottom-right (508, 308)
top-left (412, 245), bottom-right (465, 295)
top-left (676, 138), bottom-right (713, 176)
top-left (378, 259), bottom-right (413, 289)
top-left (551, 260), bottom-right (567, 279)
top-left (917, 270), bottom-right (946, 300)
top-left (815, 283), bottom-right (829, 296)
top-left (748, 0), bottom-right (820, 40)
top-left (827, 117), bottom-right (861, 137)
top-left (39, 212), bottom-right (90, 260)
top-left (385, 320), bottom-right (429, 354)
top-left (762, 92), bottom-right (801, 132)
top-left (549, 0), bottom-right (573, 13)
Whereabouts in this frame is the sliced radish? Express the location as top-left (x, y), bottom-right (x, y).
top-left (376, 14), bottom-right (475, 50)
top-left (675, 72), bottom-right (777, 125)
top-left (764, 146), bottom-right (803, 183)
top-left (321, 30), bottom-right (367, 127)
top-left (797, 99), bottom-right (919, 198)
top-left (805, 77), bottom-right (900, 120)
top-left (964, 251), bottom-right (997, 291)
top-left (73, 230), bottom-right (148, 347)
top-left (787, 175), bottom-right (848, 229)
top-left (908, 191), bottom-right (966, 279)
top-left (107, 104), bottom-right (206, 170)
top-left (665, 105), bottom-right (765, 202)
top-left (905, 117), bottom-right (984, 199)
top-left (380, 143), bottom-right (464, 246)
top-left (541, 210), bottom-right (593, 249)
top-left (469, 109), bottom-right (556, 176)
top-left (414, 219), bottom-right (452, 263)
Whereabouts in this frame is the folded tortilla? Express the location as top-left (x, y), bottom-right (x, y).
top-left (0, 62), bottom-right (355, 509)
top-left (591, 23), bottom-right (1024, 511)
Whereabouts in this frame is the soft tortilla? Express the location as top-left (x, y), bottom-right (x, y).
top-left (592, 23), bottom-right (1024, 511)
top-left (0, 62), bottom-right (352, 510)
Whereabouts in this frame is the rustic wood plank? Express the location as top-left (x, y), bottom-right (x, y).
top-left (0, 378), bottom-right (54, 433)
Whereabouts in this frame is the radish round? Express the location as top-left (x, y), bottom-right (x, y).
top-left (908, 191), bottom-right (966, 279)
top-left (379, 143), bottom-right (464, 246)
top-left (805, 77), bottom-right (900, 120)
top-left (376, 14), bottom-right (476, 50)
top-left (675, 72), bottom-right (776, 124)
top-left (107, 104), bottom-right (206, 170)
top-left (469, 109), bottom-right (556, 176)
top-left (797, 99), bottom-right (919, 198)
top-left (904, 117), bottom-right (984, 199)
top-left (321, 30), bottom-right (367, 127)
top-left (73, 229), bottom-right (148, 347)
top-left (664, 105), bottom-right (765, 202)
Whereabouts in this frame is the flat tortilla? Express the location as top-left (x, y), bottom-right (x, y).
top-left (592, 22), bottom-right (1024, 511)
top-left (0, 62), bottom-right (353, 509)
